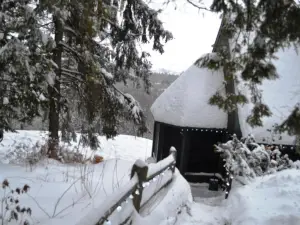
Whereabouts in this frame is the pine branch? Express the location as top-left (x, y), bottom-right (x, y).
top-left (61, 70), bottom-right (83, 82)
top-left (59, 42), bottom-right (82, 59)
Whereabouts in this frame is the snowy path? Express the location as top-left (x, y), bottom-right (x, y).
top-left (176, 202), bottom-right (224, 225)
top-left (174, 183), bottom-right (225, 225)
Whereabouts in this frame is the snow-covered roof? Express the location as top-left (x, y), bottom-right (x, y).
top-left (237, 47), bottom-right (300, 146)
top-left (150, 64), bottom-right (228, 128)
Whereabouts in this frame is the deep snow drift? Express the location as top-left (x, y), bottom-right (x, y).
top-left (224, 169), bottom-right (300, 225)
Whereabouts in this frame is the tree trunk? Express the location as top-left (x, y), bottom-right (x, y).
top-left (48, 16), bottom-right (63, 159)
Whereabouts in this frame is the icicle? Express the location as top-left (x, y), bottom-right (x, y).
top-left (116, 206), bottom-right (122, 212)
top-left (226, 182), bottom-right (229, 186)
top-left (129, 195), bottom-right (133, 199)
top-left (142, 183), bottom-right (146, 188)
top-left (135, 189), bottom-right (140, 195)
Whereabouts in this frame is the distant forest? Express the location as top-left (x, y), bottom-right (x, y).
top-left (13, 72), bottom-right (178, 140)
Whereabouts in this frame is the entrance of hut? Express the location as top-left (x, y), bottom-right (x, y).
top-left (161, 124), bottom-right (183, 169)
top-left (186, 130), bottom-right (225, 182)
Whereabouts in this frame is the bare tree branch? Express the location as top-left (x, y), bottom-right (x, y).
top-left (186, 0), bottom-right (212, 11)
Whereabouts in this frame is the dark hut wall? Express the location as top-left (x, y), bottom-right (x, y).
top-left (152, 121), bottom-right (230, 180)
top-left (187, 128), bottom-right (227, 174)
top-left (152, 122), bottom-right (184, 167)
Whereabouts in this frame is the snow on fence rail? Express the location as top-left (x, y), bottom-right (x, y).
top-left (76, 147), bottom-right (177, 225)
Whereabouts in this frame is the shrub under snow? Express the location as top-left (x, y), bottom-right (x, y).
top-left (215, 134), bottom-right (299, 184)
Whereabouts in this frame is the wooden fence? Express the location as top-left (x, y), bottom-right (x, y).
top-left (76, 147), bottom-right (177, 225)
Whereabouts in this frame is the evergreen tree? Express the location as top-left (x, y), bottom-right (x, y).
top-left (33, 0), bottom-right (172, 157)
top-left (1, 0), bottom-right (171, 158)
top-left (184, 0), bottom-right (300, 137)
top-left (0, 0), bottom-right (50, 135)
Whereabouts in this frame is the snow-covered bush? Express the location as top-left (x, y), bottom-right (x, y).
top-left (2, 140), bottom-right (47, 166)
top-left (3, 139), bottom-right (86, 168)
top-left (216, 134), bottom-right (298, 184)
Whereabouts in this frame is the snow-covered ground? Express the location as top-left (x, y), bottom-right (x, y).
top-left (0, 131), bottom-right (153, 225)
top-left (1, 130), bottom-right (300, 225)
top-left (0, 130), bottom-right (152, 164)
top-left (175, 169), bottom-right (300, 225)
top-left (224, 169), bottom-right (300, 225)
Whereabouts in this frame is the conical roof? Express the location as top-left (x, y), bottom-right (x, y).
top-left (151, 63), bottom-right (228, 129)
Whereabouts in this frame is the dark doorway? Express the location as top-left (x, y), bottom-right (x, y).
top-left (187, 130), bottom-right (224, 173)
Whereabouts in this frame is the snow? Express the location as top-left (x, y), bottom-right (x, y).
top-left (170, 169), bottom-right (300, 225)
top-left (100, 68), bottom-right (114, 80)
top-left (0, 131), bottom-right (152, 225)
top-left (131, 169), bottom-right (193, 225)
top-left (3, 97), bottom-right (9, 105)
top-left (0, 131), bottom-right (152, 164)
top-left (1, 131), bottom-right (300, 225)
top-left (226, 27), bottom-right (299, 145)
top-left (147, 153), bottom-right (175, 177)
top-left (223, 169), bottom-right (300, 225)
top-left (40, 32), bottom-right (49, 45)
top-left (39, 94), bottom-right (47, 101)
top-left (75, 174), bottom-right (139, 225)
top-left (151, 64), bottom-right (228, 128)
top-left (235, 45), bottom-right (300, 145)
top-left (141, 168), bottom-right (173, 207)
top-left (134, 159), bottom-right (148, 168)
top-left (45, 71), bottom-right (56, 86)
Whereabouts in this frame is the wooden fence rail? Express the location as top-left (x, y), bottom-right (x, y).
top-left (76, 147), bottom-right (177, 225)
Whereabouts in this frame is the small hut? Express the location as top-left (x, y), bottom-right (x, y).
top-left (150, 17), bottom-right (300, 183)
top-left (150, 64), bottom-right (231, 183)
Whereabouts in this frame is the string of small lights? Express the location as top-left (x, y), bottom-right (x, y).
top-left (103, 164), bottom-right (176, 225)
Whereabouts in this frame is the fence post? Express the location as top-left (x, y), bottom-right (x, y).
top-left (130, 160), bottom-right (148, 213)
top-left (169, 147), bottom-right (177, 173)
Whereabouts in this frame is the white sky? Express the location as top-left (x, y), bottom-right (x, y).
top-left (143, 0), bottom-right (221, 73)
